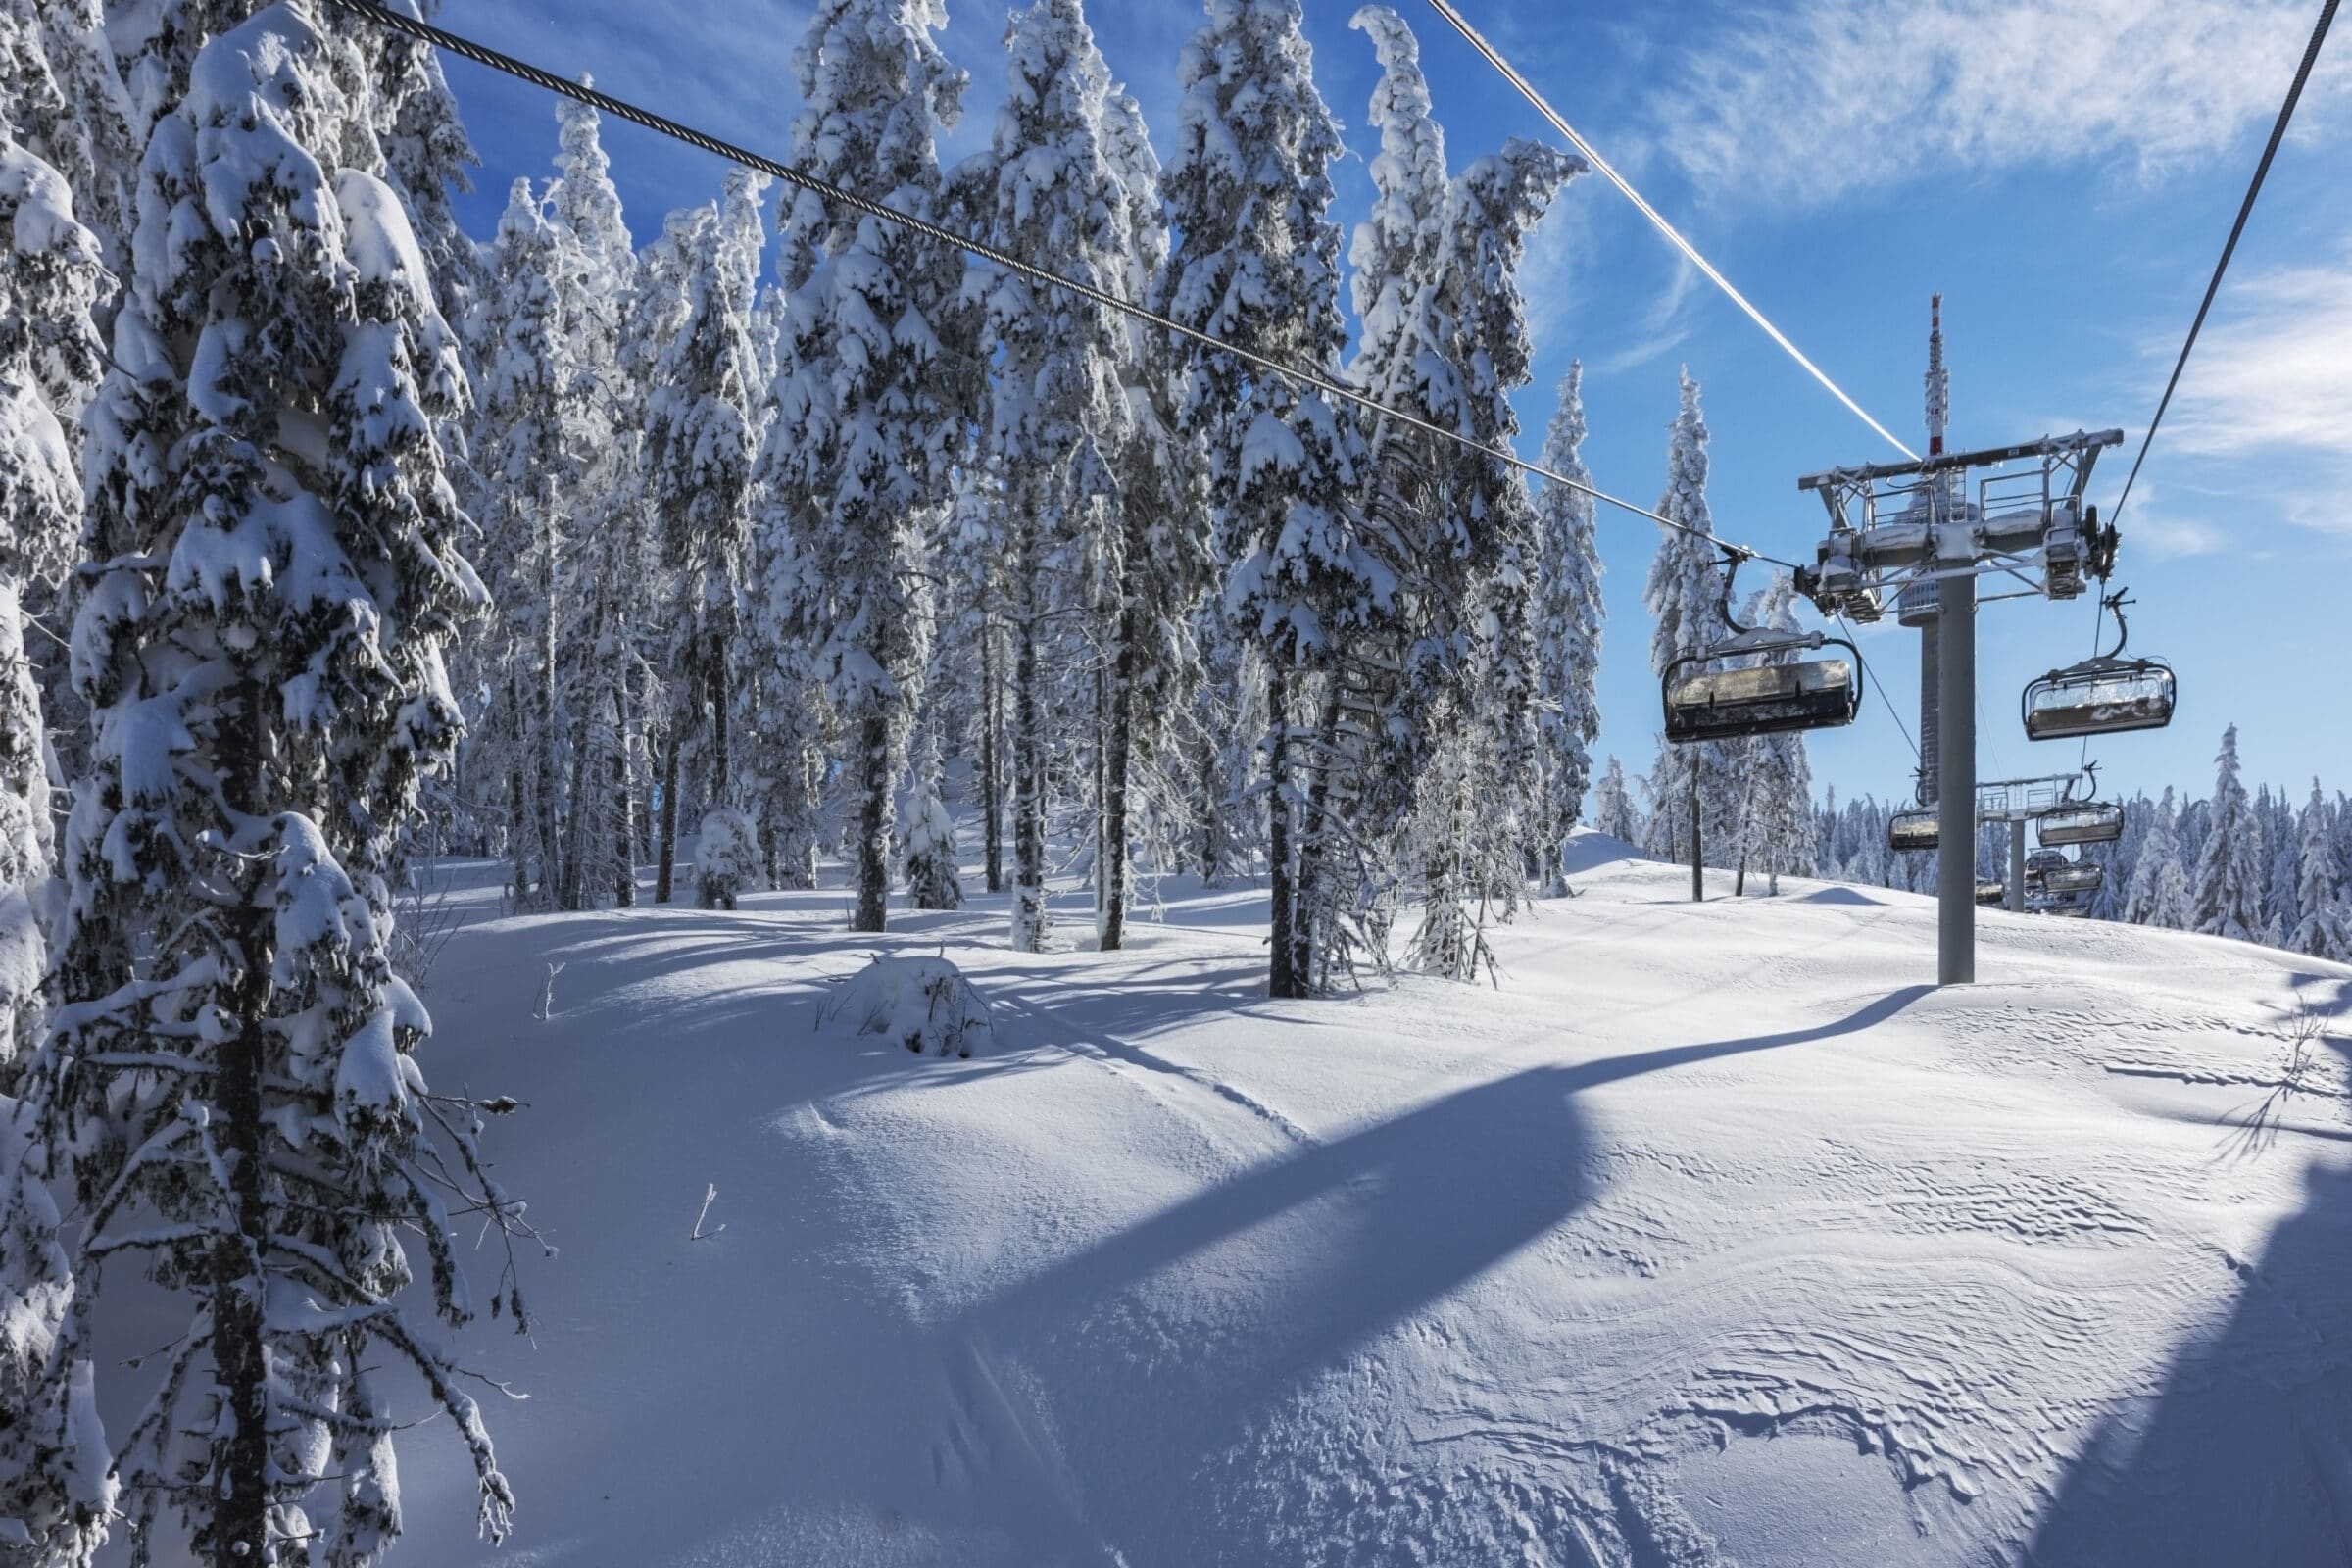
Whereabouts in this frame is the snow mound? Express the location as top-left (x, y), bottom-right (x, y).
top-left (696, 808), bottom-right (760, 910)
top-left (818, 955), bottom-right (995, 1059)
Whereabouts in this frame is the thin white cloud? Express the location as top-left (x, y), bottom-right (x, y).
top-left (2165, 255), bottom-right (2352, 466)
top-left (2110, 479), bottom-right (2225, 560)
top-left (1588, 254), bottom-right (1700, 376)
top-left (1662, 0), bottom-right (2347, 209)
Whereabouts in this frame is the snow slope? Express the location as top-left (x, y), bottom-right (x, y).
top-left (368, 833), bottom-right (2351, 1567)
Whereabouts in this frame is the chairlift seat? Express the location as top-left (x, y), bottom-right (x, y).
top-left (1888, 809), bottom-right (1938, 852)
top-left (2024, 658), bottom-right (2176, 741)
top-left (1975, 881), bottom-right (2005, 906)
top-left (2042, 861), bottom-right (2103, 896)
top-left (2037, 802), bottom-right (2124, 846)
top-left (1664, 646), bottom-right (1860, 744)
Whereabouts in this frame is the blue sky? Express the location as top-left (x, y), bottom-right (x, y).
top-left (431, 0), bottom-right (2351, 810)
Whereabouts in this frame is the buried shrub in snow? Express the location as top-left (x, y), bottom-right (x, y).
top-left (818, 956), bottom-right (995, 1058)
top-left (698, 808), bottom-right (762, 910)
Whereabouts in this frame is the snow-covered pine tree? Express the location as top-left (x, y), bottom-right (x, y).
top-left (1643, 370), bottom-right (1731, 898)
top-left (1533, 359), bottom-right (1603, 895)
top-left (0, 0), bottom-right (137, 266)
top-left (545, 98), bottom-right (646, 912)
top-left (901, 726), bottom-right (962, 909)
top-left (0, 130), bottom-right (105, 1076)
top-left (43, 8), bottom-right (526, 1556)
top-left (2123, 788), bottom-right (2192, 930)
top-left (646, 205), bottom-right (760, 911)
top-left (1730, 573), bottom-right (1817, 895)
top-left (467, 177), bottom-right (568, 910)
top-left (1098, 78), bottom-right (1210, 951)
top-left (1591, 755), bottom-right (1642, 846)
top-left (2289, 779), bottom-right (2348, 960)
top-left (1163, 0), bottom-right (1378, 996)
top-left (760, 0), bottom-right (970, 934)
top-left (977, 0), bottom-right (1130, 953)
top-left (2191, 724), bottom-right (2266, 942)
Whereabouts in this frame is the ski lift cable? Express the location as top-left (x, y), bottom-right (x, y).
top-left (333, 0), bottom-right (1805, 573)
top-left (1423, 0), bottom-right (1919, 464)
top-left (2107, 0), bottom-right (2338, 528)
top-left (1833, 607), bottom-right (1920, 763)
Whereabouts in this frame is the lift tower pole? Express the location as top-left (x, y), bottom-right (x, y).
top-left (1798, 426), bottom-right (2122, 987)
top-left (1936, 559), bottom-right (1976, 983)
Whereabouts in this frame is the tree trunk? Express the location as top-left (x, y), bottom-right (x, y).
top-left (210, 675), bottom-right (272, 1568)
top-left (1010, 589), bottom-right (1046, 952)
top-left (853, 710), bottom-right (891, 932)
top-left (1199, 740), bottom-right (1220, 887)
top-left (1100, 612), bottom-right (1135, 952)
top-left (981, 616), bottom-right (1004, 894)
top-left (1266, 662), bottom-right (1304, 999)
top-left (1690, 760), bottom-right (1703, 902)
top-left (655, 718), bottom-right (681, 904)
top-left (533, 514), bottom-right (560, 909)
top-left (708, 629), bottom-right (730, 808)
top-left (505, 661), bottom-right (528, 906)
top-left (612, 649), bottom-right (636, 906)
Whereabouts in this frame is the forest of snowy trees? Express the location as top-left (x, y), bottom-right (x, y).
top-left (0, 0), bottom-right (1643, 1557)
top-left (4, 0), bottom-right (2334, 1560)
top-left (1588, 718), bottom-right (2352, 962)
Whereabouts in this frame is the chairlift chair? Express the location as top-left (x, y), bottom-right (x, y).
top-left (2036, 801), bottom-right (2124, 847)
top-left (1976, 881), bottom-right (2006, 906)
top-left (2024, 592), bottom-right (2176, 742)
top-left (1888, 806), bottom-right (1938, 853)
top-left (1664, 552), bottom-right (1863, 745)
top-left (2041, 858), bottom-right (2103, 897)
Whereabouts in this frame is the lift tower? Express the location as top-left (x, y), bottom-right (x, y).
top-left (1796, 428), bottom-right (2123, 984)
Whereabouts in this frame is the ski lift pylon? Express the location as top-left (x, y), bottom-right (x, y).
top-left (2024, 592), bottom-right (2176, 742)
top-left (1664, 550), bottom-right (1862, 745)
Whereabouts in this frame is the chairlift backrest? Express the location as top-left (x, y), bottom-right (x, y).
top-left (2024, 592), bottom-right (2177, 742)
top-left (1888, 809), bottom-right (1938, 852)
top-left (1661, 553), bottom-right (1863, 745)
top-left (2037, 802), bottom-right (2124, 846)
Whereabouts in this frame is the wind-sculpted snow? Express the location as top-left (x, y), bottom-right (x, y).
top-left (369, 833), bottom-right (2352, 1566)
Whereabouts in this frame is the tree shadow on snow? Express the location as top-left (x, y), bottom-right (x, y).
top-left (922, 984), bottom-right (1932, 1557)
top-left (2027, 1032), bottom-right (2352, 1567)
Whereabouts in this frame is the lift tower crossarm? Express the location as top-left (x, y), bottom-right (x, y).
top-left (1796, 429), bottom-right (2124, 492)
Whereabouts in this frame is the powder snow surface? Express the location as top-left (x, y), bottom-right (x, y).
top-left (365, 832), bottom-right (2350, 1567)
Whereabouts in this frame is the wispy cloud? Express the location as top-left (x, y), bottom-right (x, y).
top-left (1660, 0), bottom-right (2347, 210)
top-left (2164, 254), bottom-right (2352, 466)
top-left (1588, 254), bottom-right (1700, 376)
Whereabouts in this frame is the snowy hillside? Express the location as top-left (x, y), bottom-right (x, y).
top-left (348, 832), bottom-right (2352, 1567)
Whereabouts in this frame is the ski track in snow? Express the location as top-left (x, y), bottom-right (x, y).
top-left (230, 834), bottom-right (2352, 1568)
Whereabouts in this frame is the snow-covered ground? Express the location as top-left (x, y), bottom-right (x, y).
top-left (366, 833), bottom-right (2350, 1566)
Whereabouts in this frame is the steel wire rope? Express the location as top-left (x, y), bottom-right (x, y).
top-left (2108, 0), bottom-right (2336, 529)
top-left (333, 0), bottom-right (1807, 572)
top-left (1831, 608), bottom-right (1920, 765)
top-left (1422, 0), bottom-right (1918, 462)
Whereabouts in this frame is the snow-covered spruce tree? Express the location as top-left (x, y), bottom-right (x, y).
top-left (0, 122), bottom-right (110, 1568)
top-left (0, 132), bottom-right (105, 1077)
top-left (1163, 0), bottom-right (1375, 997)
top-left (467, 177), bottom-right (568, 910)
top-left (1642, 369), bottom-right (1731, 899)
top-left (43, 8), bottom-right (526, 1557)
top-left (0, 0), bottom-right (137, 268)
top-left (2191, 724), bottom-right (2265, 942)
top-left (1408, 129), bottom-right (1579, 973)
top-left (2120, 795), bottom-right (2184, 928)
top-left (901, 726), bottom-right (962, 909)
top-left (545, 98), bottom-right (646, 912)
top-left (1099, 79), bottom-right (1211, 951)
top-left (1590, 755), bottom-right (1642, 846)
top-left (1729, 573), bottom-right (1816, 895)
top-left (1533, 359), bottom-right (1603, 895)
top-left (2289, 778), bottom-right (2348, 960)
top-left (647, 205), bottom-right (760, 911)
top-left (760, 0), bottom-right (970, 934)
top-left (977, 0), bottom-right (1130, 952)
